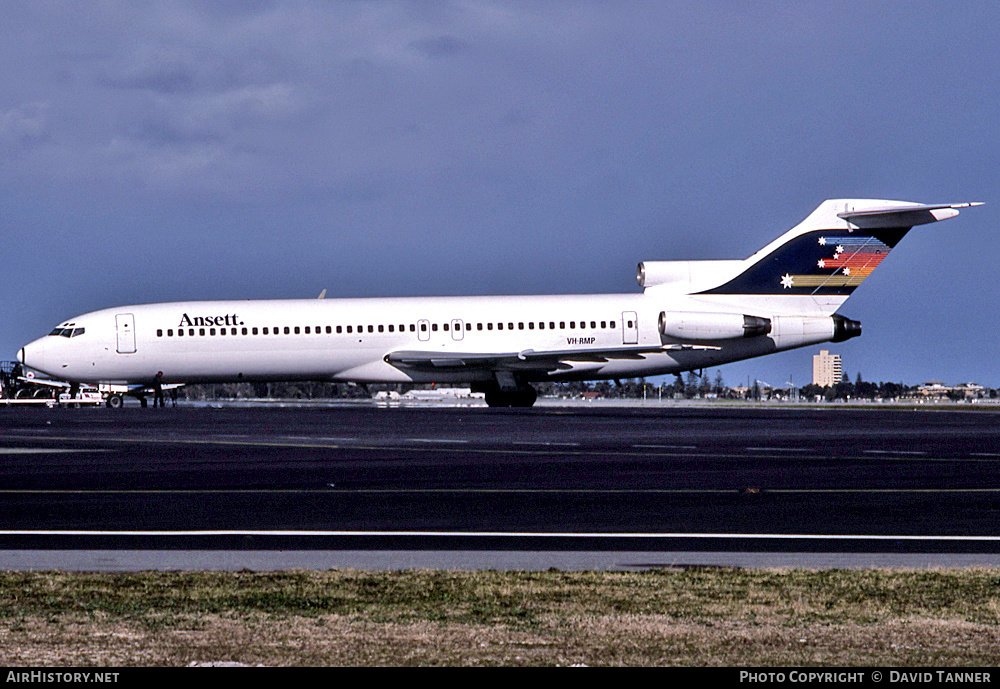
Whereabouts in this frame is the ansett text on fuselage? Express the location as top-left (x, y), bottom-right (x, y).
top-left (178, 313), bottom-right (244, 328)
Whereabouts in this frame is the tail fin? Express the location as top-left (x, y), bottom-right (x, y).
top-left (697, 199), bottom-right (981, 297)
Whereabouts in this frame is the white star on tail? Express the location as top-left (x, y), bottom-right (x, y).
top-left (780, 274), bottom-right (795, 289)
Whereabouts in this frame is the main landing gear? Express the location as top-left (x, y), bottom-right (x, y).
top-left (474, 381), bottom-right (538, 408)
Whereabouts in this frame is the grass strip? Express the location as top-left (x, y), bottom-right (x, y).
top-left (1, 568), bottom-right (999, 666)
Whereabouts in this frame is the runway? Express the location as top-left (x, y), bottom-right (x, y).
top-left (1, 403), bottom-right (999, 570)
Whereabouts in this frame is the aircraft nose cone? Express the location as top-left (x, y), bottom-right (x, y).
top-left (19, 339), bottom-right (48, 374)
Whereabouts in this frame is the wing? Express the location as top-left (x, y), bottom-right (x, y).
top-left (384, 343), bottom-right (718, 373)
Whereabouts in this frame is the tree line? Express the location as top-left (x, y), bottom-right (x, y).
top-left (179, 371), bottom-right (998, 402)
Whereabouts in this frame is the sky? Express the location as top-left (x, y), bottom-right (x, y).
top-left (1, 1), bottom-right (997, 389)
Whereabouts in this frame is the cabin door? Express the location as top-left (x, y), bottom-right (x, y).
top-left (116, 313), bottom-right (136, 354)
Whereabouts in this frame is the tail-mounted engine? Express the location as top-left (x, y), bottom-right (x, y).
top-left (659, 311), bottom-right (772, 341)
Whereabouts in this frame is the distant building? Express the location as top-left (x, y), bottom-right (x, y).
top-left (812, 350), bottom-right (842, 387)
top-left (917, 381), bottom-right (986, 400)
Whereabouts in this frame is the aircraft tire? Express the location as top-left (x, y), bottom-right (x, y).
top-left (484, 388), bottom-right (509, 408)
top-left (511, 386), bottom-right (537, 408)
top-left (485, 386), bottom-right (537, 408)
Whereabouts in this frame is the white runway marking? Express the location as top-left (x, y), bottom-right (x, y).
top-left (0, 448), bottom-right (107, 455)
top-left (512, 441), bottom-right (580, 447)
top-left (746, 447), bottom-right (814, 453)
top-left (3, 487), bottom-right (1000, 495)
top-left (864, 450), bottom-right (928, 456)
top-left (2, 529), bottom-right (999, 541)
top-left (408, 438), bottom-right (469, 444)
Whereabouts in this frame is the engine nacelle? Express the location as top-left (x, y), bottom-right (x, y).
top-left (637, 260), bottom-right (744, 291)
top-left (768, 314), bottom-right (861, 349)
top-left (659, 311), bottom-right (772, 340)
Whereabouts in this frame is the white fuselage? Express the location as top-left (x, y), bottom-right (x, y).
top-left (18, 291), bottom-right (836, 387)
top-left (18, 199), bottom-right (978, 396)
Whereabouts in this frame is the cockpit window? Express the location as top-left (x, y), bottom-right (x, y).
top-left (71, 328), bottom-right (85, 337)
top-left (49, 328), bottom-right (73, 337)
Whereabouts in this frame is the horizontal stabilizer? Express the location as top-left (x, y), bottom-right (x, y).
top-left (838, 202), bottom-right (983, 229)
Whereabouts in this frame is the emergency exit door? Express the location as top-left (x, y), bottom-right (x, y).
top-left (116, 313), bottom-right (136, 354)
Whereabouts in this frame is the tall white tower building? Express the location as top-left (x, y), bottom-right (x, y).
top-left (813, 350), bottom-right (843, 387)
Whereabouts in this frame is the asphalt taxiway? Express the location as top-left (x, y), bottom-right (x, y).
top-left (1, 402), bottom-right (999, 570)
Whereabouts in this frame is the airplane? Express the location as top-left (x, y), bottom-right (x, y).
top-left (17, 198), bottom-right (981, 408)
